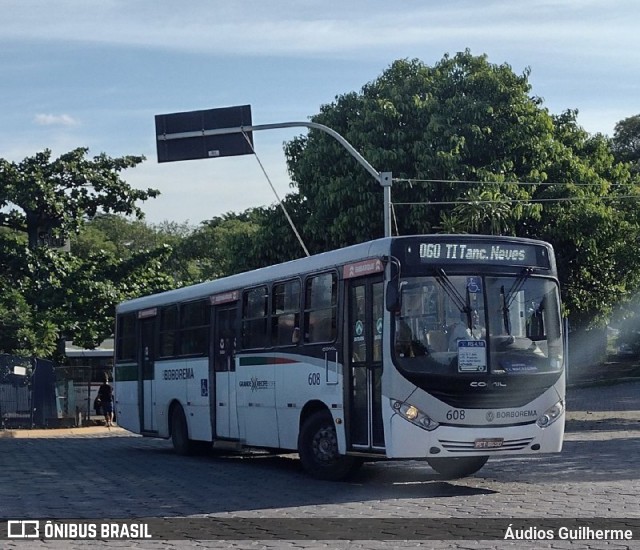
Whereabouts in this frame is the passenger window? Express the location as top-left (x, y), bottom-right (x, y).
top-left (159, 305), bottom-right (178, 357)
top-left (116, 313), bottom-right (136, 362)
top-left (179, 300), bottom-right (209, 356)
top-left (272, 280), bottom-right (300, 346)
top-left (242, 286), bottom-right (269, 349)
top-left (304, 273), bottom-right (337, 343)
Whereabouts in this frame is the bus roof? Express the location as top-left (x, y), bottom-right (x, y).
top-left (116, 237), bottom-right (392, 314)
top-left (116, 234), bottom-right (554, 314)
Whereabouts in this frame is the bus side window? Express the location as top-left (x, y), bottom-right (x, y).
top-left (179, 299), bottom-right (209, 356)
top-left (242, 286), bottom-right (269, 349)
top-left (116, 313), bottom-right (136, 362)
top-left (304, 272), bottom-right (337, 343)
top-left (271, 279), bottom-right (301, 346)
top-left (159, 305), bottom-right (178, 358)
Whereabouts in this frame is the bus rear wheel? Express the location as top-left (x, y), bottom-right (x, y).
top-left (170, 404), bottom-right (195, 456)
top-left (427, 456), bottom-right (488, 479)
top-left (298, 411), bottom-right (361, 481)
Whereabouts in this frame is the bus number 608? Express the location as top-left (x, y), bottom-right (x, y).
top-left (446, 409), bottom-right (466, 421)
top-left (308, 373), bottom-right (321, 386)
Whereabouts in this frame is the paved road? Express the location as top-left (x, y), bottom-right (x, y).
top-left (1, 381), bottom-right (639, 550)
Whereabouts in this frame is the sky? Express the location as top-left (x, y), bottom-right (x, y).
top-left (1, 0), bottom-right (639, 227)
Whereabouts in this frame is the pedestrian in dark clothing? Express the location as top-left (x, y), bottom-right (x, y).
top-left (97, 376), bottom-right (114, 428)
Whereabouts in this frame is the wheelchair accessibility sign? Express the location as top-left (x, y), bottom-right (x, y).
top-left (466, 276), bottom-right (482, 294)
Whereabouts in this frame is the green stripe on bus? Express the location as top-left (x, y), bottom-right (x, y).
top-left (239, 356), bottom-right (299, 367)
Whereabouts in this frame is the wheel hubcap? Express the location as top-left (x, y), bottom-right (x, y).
top-left (313, 426), bottom-right (338, 464)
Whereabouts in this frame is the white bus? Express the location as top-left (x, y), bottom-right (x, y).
top-left (114, 235), bottom-right (565, 480)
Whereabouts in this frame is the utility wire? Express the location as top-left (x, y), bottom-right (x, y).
top-left (393, 195), bottom-right (640, 206)
top-left (241, 131), bottom-right (310, 257)
top-left (390, 202), bottom-right (400, 236)
top-left (393, 177), bottom-right (634, 188)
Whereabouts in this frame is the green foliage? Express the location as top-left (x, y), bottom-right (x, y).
top-left (2, 54), bottom-right (640, 357)
top-left (168, 211), bottom-right (262, 282)
top-left (279, 51), bottom-right (640, 329)
top-left (0, 278), bottom-right (34, 355)
top-left (0, 224), bottom-right (177, 357)
top-left (0, 149), bottom-right (168, 357)
top-left (531, 113), bottom-right (640, 326)
top-left (0, 148), bottom-right (158, 248)
top-left (283, 52), bottom-right (558, 251)
top-left (612, 114), bottom-right (640, 173)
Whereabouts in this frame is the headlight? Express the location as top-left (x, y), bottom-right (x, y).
top-left (536, 400), bottom-right (565, 428)
top-left (392, 400), bottom-right (439, 431)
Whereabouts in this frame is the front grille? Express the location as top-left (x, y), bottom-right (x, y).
top-left (439, 437), bottom-right (534, 453)
top-left (401, 371), bottom-right (562, 409)
top-left (429, 387), bottom-right (546, 409)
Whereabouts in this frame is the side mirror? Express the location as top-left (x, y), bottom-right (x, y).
top-left (386, 281), bottom-right (401, 313)
top-left (385, 260), bottom-right (402, 313)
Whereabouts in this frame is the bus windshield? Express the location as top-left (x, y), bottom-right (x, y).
top-left (393, 274), bottom-right (563, 376)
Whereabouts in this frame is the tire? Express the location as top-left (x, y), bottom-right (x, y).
top-left (427, 456), bottom-right (489, 479)
top-left (170, 404), bottom-right (194, 456)
top-left (298, 410), bottom-right (361, 481)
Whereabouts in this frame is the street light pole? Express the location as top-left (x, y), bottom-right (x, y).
top-left (379, 172), bottom-right (392, 239)
top-left (157, 120), bottom-right (393, 238)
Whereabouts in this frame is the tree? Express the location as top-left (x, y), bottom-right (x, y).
top-left (175, 211), bottom-right (263, 281)
top-left (74, 215), bottom-right (195, 284)
top-left (0, 149), bottom-right (170, 357)
top-left (612, 114), bottom-right (640, 173)
top-left (533, 117), bottom-right (640, 327)
top-left (277, 52), bottom-right (640, 330)
top-left (0, 230), bottom-right (177, 356)
top-left (445, 188), bottom-right (515, 235)
top-left (283, 52), bottom-right (553, 250)
top-left (0, 148), bottom-right (158, 248)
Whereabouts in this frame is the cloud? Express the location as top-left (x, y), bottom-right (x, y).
top-left (2, 0), bottom-right (637, 61)
top-left (33, 113), bottom-right (79, 127)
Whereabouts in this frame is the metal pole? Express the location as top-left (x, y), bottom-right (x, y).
top-left (157, 121), bottom-right (393, 237)
top-left (380, 172), bottom-right (392, 238)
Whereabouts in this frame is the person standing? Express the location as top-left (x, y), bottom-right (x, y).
top-left (97, 375), bottom-right (114, 428)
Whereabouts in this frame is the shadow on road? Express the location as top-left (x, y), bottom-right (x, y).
top-left (2, 382), bottom-right (639, 520)
top-left (2, 429), bottom-right (639, 520)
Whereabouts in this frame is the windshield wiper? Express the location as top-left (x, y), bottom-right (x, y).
top-left (500, 268), bottom-right (533, 335)
top-left (433, 268), bottom-right (472, 329)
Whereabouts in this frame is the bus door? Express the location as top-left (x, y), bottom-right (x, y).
top-left (347, 275), bottom-right (385, 452)
top-left (139, 315), bottom-right (156, 433)
top-left (212, 303), bottom-right (239, 440)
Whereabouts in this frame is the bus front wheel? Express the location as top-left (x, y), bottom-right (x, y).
top-left (298, 411), bottom-right (361, 481)
top-left (170, 404), bottom-right (194, 456)
top-left (427, 456), bottom-right (488, 478)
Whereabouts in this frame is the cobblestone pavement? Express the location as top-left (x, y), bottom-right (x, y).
top-left (1, 380), bottom-right (639, 550)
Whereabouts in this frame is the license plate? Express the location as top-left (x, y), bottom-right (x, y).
top-left (474, 437), bottom-right (504, 449)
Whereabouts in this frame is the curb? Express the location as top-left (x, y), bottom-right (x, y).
top-left (0, 426), bottom-right (129, 438)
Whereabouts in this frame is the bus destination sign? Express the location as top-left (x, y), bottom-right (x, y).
top-left (415, 241), bottom-right (549, 268)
